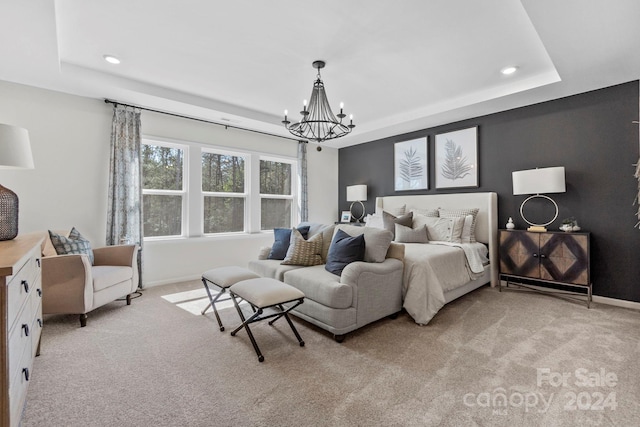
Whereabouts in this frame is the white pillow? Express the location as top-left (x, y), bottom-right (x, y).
top-left (439, 208), bottom-right (480, 243)
top-left (365, 213), bottom-right (384, 229)
top-left (461, 215), bottom-right (474, 244)
top-left (420, 216), bottom-right (466, 243)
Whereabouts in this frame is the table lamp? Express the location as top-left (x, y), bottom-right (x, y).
top-left (0, 124), bottom-right (34, 240)
top-left (346, 184), bottom-right (367, 223)
top-left (512, 166), bottom-right (565, 232)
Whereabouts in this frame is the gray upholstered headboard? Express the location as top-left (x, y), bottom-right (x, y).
top-left (375, 192), bottom-right (499, 287)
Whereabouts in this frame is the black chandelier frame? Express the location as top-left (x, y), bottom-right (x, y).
top-left (283, 60), bottom-right (355, 143)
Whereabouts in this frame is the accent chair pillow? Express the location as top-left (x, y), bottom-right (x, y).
top-left (48, 227), bottom-right (95, 264)
top-left (335, 224), bottom-right (393, 263)
top-left (268, 225), bottom-right (310, 260)
top-left (439, 208), bottom-right (480, 243)
top-left (394, 223), bottom-right (429, 243)
top-left (325, 229), bottom-right (366, 276)
top-left (281, 228), bottom-right (323, 266)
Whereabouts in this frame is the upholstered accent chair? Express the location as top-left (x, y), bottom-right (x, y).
top-left (41, 231), bottom-right (139, 327)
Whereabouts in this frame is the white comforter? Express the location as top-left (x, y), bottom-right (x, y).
top-left (402, 242), bottom-right (488, 325)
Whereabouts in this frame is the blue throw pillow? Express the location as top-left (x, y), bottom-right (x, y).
top-left (268, 225), bottom-right (310, 260)
top-left (325, 229), bottom-right (365, 276)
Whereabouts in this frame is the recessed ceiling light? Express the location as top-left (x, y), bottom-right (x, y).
top-left (103, 55), bottom-right (121, 65)
top-left (501, 66), bottom-right (518, 75)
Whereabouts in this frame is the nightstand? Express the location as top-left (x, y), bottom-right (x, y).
top-left (498, 229), bottom-right (592, 307)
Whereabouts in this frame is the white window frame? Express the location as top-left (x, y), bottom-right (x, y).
top-left (141, 135), bottom-right (298, 240)
top-left (201, 147), bottom-right (249, 235)
top-left (141, 138), bottom-right (188, 240)
top-left (258, 155), bottom-right (298, 231)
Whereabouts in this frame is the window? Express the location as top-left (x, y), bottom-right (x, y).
top-left (142, 142), bottom-right (186, 237)
top-left (202, 151), bottom-right (246, 234)
top-left (141, 137), bottom-right (297, 239)
top-left (260, 159), bottom-right (293, 230)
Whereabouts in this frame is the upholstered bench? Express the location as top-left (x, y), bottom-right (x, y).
top-left (201, 266), bottom-right (260, 331)
top-left (229, 278), bottom-right (305, 362)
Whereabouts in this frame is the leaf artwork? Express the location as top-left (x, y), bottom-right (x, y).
top-left (399, 146), bottom-right (424, 185)
top-left (440, 139), bottom-right (473, 180)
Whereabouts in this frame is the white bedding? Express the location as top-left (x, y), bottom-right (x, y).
top-left (402, 242), bottom-right (488, 325)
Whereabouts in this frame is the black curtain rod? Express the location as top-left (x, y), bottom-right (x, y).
top-left (104, 99), bottom-right (305, 143)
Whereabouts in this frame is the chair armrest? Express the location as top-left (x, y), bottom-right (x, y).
top-left (257, 246), bottom-right (272, 260)
top-left (41, 254), bottom-right (93, 314)
top-left (93, 244), bottom-right (138, 267)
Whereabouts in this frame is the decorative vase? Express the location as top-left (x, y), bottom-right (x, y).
top-left (506, 217), bottom-right (515, 229)
top-left (0, 184), bottom-right (18, 241)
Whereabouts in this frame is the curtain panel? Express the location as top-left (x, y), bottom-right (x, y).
top-left (297, 141), bottom-right (308, 222)
top-left (106, 104), bottom-right (143, 257)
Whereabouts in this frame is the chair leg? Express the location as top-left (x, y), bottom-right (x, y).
top-left (79, 314), bottom-right (88, 327)
top-left (126, 294), bottom-right (132, 305)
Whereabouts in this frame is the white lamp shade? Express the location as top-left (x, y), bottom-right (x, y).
top-left (346, 184), bottom-right (367, 202)
top-left (0, 124), bottom-right (34, 169)
top-left (512, 167), bottom-right (565, 195)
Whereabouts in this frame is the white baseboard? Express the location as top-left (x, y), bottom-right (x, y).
top-left (592, 295), bottom-right (640, 311)
top-left (143, 274), bottom-right (202, 288)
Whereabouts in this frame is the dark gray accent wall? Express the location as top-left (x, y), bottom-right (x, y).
top-left (339, 81), bottom-right (640, 302)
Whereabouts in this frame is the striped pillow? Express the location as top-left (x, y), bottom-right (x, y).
top-left (438, 208), bottom-right (480, 243)
top-left (281, 228), bottom-right (323, 266)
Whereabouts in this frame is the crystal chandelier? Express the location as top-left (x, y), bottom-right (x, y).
top-left (282, 60), bottom-right (355, 142)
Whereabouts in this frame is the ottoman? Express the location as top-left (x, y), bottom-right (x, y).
top-left (229, 278), bottom-right (305, 362)
top-left (201, 266), bottom-right (260, 331)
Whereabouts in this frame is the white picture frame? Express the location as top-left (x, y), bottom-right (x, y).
top-left (394, 137), bottom-right (428, 191)
top-left (340, 211), bottom-right (352, 222)
top-left (435, 126), bottom-right (478, 189)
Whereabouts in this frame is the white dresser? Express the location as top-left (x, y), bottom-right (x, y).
top-left (1, 234), bottom-right (44, 427)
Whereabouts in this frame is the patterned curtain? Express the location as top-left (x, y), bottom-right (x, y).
top-left (106, 105), bottom-right (143, 270)
top-left (297, 141), bottom-right (308, 222)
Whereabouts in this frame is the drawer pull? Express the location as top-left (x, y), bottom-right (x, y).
top-left (22, 368), bottom-right (30, 381)
top-left (38, 318), bottom-right (43, 327)
top-left (22, 280), bottom-right (29, 293)
top-left (22, 323), bottom-right (30, 337)
top-left (37, 288), bottom-right (42, 297)
top-left (532, 253), bottom-right (538, 258)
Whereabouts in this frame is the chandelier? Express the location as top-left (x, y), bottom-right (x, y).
top-left (282, 60), bottom-right (355, 143)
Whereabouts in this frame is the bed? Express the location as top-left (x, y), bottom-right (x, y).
top-left (374, 192), bottom-right (498, 325)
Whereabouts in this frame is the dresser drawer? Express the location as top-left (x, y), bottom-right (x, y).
top-left (7, 249), bottom-right (40, 329)
top-left (30, 299), bottom-right (43, 358)
top-left (7, 303), bottom-right (33, 386)
top-left (9, 342), bottom-right (33, 427)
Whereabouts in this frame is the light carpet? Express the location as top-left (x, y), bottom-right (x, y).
top-left (22, 281), bottom-right (640, 427)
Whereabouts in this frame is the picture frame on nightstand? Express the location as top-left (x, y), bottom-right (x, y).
top-left (340, 211), bottom-right (352, 222)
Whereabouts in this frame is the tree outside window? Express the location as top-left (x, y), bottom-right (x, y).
top-left (260, 159), bottom-right (292, 230)
top-left (142, 143), bottom-right (184, 237)
top-left (202, 152), bottom-right (245, 233)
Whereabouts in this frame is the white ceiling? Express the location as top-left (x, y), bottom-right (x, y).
top-left (1, 0), bottom-right (639, 148)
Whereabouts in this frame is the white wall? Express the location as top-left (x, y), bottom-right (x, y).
top-left (0, 80), bottom-right (339, 286)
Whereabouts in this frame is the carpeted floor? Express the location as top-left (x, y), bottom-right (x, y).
top-left (22, 281), bottom-right (640, 427)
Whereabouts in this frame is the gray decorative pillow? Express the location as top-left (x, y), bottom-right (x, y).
top-left (439, 208), bottom-right (480, 243)
top-left (335, 224), bottom-right (393, 263)
top-left (394, 224), bottom-right (429, 243)
top-left (410, 208), bottom-right (439, 218)
top-left (384, 204), bottom-right (406, 216)
top-left (48, 227), bottom-right (95, 264)
top-left (382, 211), bottom-right (413, 239)
top-left (419, 217), bottom-right (466, 243)
top-left (281, 229), bottom-right (323, 266)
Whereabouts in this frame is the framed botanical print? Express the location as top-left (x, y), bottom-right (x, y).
top-left (435, 126), bottom-right (478, 189)
top-left (394, 137), bottom-right (428, 191)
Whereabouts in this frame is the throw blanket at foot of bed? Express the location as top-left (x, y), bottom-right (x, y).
top-left (402, 242), bottom-right (489, 325)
